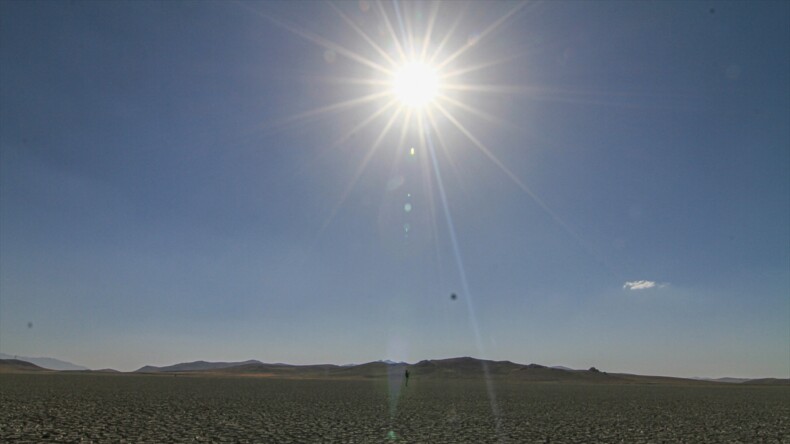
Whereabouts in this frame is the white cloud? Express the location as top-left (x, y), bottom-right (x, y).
top-left (623, 280), bottom-right (657, 290)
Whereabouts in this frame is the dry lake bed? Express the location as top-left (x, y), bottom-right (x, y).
top-left (1, 373), bottom-right (788, 443)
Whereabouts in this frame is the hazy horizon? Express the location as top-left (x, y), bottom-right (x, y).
top-left (1, 2), bottom-right (788, 380)
top-left (1, 351), bottom-right (786, 381)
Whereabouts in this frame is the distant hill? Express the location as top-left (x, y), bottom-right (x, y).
top-left (223, 362), bottom-right (343, 378)
top-left (743, 378), bottom-right (790, 385)
top-left (106, 356), bottom-right (788, 385)
top-left (0, 359), bottom-right (50, 373)
top-left (0, 353), bottom-right (88, 371)
top-left (135, 360), bottom-right (262, 373)
top-left (330, 361), bottom-right (406, 378)
top-left (407, 358), bottom-right (635, 383)
top-left (130, 356), bottom-right (707, 385)
top-left (379, 360), bottom-right (408, 365)
top-left (551, 366), bottom-right (575, 371)
top-left (693, 377), bottom-right (752, 384)
top-left (410, 357), bottom-right (521, 379)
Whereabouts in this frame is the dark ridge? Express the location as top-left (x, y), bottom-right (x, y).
top-left (0, 359), bottom-right (49, 372)
top-left (135, 360), bottom-right (263, 373)
top-left (222, 362), bottom-right (342, 378)
top-left (122, 357), bottom-right (768, 385)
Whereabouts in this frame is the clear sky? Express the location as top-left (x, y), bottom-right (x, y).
top-left (1, 1), bottom-right (788, 378)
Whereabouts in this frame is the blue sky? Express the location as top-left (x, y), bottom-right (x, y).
top-left (1, 1), bottom-right (787, 377)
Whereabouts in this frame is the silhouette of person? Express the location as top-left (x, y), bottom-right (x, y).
top-left (404, 369), bottom-right (410, 386)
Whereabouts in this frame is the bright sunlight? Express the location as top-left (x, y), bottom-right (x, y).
top-left (391, 62), bottom-right (440, 109)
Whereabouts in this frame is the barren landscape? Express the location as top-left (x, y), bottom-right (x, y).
top-left (2, 2), bottom-right (789, 443)
top-left (1, 370), bottom-right (788, 443)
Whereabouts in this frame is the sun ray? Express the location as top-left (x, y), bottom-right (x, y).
top-left (376, 0), bottom-right (408, 64)
top-left (416, 111), bottom-right (449, 317)
top-left (380, 107), bottom-right (414, 204)
top-left (380, 107), bottom-right (414, 200)
top-left (442, 82), bottom-right (540, 95)
top-left (427, 1), bottom-right (470, 66)
top-left (442, 82), bottom-right (688, 111)
top-left (243, 2), bottom-right (392, 76)
top-left (258, 91), bottom-right (391, 134)
top-left (419, 1), bottom-right (442, 62)
top-left (424, 109), bottom-right (467, 205)
top-left (417, 113), bottom-right (504, 436)
top-left (439, 50), bottom-right (532, 80)
top-left (328, 1), bottom-right (400, 69)
top-left (395, 0), bottom-right (417, 58)
top-left (331, 98), bottom-right (400, 149)
top-left (396, 109), bottom-right (414, 154)
top-left (435, 1), bottom-right (529, 71)
top-left (435, 94), bottom-right (511, 129)
top-left (434, 104), bottom-right (622, 282)
top-left (433, 101), bottom-right (586, 248)
top-left (318, 105), bottom-right (405, 234)
top-left (309, 76), bottom-right (391, 87)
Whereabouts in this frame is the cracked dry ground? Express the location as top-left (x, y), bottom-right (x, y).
top-left (1, 373), bottom-right (788, 443)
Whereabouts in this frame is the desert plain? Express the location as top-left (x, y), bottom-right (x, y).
top-left (1, 367), bottom-right (788, 443)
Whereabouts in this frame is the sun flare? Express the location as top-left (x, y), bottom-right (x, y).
top-left (391, 61), bottom-right (440, 109)
top-left (257, 0), bottom-right (540, 238)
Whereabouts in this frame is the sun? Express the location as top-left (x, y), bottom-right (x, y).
top-left (391, 62), bottom-right (439, 109)
top-left (391, 61), bottom-right (440, 109)
top-left (256, 1), bottom-right (538, 214)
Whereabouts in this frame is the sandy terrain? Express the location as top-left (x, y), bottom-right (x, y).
top-left (1, 373), bottom-right (788, 442)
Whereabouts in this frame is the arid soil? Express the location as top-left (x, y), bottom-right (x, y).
top-left (1, 373), bottom-right (788, 443)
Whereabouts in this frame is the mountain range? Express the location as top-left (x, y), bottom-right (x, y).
top-left (122, 357), bottom-right (787, 385)
top-left (1, 355), bottom-right (786, 385)
top-left (136, 360), bottom-right (262, 373)
top-left (0, 353), bottom-right (88, 371)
